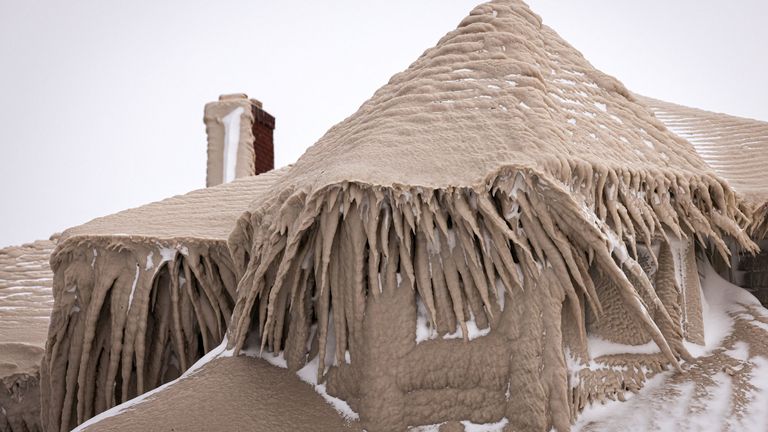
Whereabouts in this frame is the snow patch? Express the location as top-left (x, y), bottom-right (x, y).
top-left (574, 259), bottom-right (768, 430)
top-left (443, 311), bottom-right (491, 341)
top-left (495, 278), bottom-right (506, 311)
top-left (416, 296), bottom-right (437, 343)
top-left (159, 247), bottom-right (176, 263)
top-left (724, 341), bottom-right (750, 362)
top-left (684, 259), bottom-right (760, 357)
top-left (221, 106), bottom-right (244, 184)
top-left (145, 252), bottom-right (154, 271)
top-left (736, 356), bottom-right (768, 430)
top-left (411, 418), bottom-right (509, 431)
top-left (296, 356), bottom-right (359, 421)
top-left (588, 336), bottom-right (660, 358)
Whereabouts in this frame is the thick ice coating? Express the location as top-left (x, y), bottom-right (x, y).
top-left (0, 239), bottom-right (56, 432)
top-left (41, 169), bottom-right (287, 432)
top-left (226, 1), bottom-right (757, 430)
top-left (642, 96), bottom-right (768, 240)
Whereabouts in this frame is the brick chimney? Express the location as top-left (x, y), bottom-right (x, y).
top-left (204, 94), bottom-right (275, 187)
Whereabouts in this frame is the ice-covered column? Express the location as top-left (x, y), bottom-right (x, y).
top-left (204, 94), bottom-right (275, 187)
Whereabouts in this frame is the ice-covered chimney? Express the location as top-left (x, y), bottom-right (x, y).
top-left (204, 93), bottom-right (275, 187)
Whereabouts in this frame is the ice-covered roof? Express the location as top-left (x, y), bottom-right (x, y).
top-left (0, 239), bottom-right (55, 351)
top-left (58, 168), bottom-right (288, 245)
top-left (256, 1), bottom-right (720, 200)
top-left (643, 96), bottom-right (768, 238)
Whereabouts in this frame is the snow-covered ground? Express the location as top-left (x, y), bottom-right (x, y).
top-left (573, 261), bottom-right (768, 431)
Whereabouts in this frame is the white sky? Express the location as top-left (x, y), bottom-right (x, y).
top-left (1, 0), bottom-right (766, 248)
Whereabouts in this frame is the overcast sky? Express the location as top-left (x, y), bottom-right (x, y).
top-left (1, 0), bottom-right (766, 248)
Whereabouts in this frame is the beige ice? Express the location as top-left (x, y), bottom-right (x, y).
top-left (224, 1), bottom-right (759, 431)
top-left (40, 169), bottom-right (287, 432)
top-left (77, 258), bottom-right (768, 432)
top-left (31, 0), bottom-right (768, 431)
top-left (0, 239), bottom-right (56, 432)
top-left (642, 96), bottom-right (768, 240)
top-left (76, 356), bottom-right (360, 432)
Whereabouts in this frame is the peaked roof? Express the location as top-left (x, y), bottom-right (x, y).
top-left (260, 0), bottom-right (714, 198)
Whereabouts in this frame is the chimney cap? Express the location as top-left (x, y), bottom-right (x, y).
top-left (219, 93), bottom-right (248, 101)
top-left (217, 93), bottom-right (263, 109)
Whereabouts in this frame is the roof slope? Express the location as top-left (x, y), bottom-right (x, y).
top-left (60, 168), bottom-right (288, 244)
top-left (0, 239), bottom-right (55, 350)
top-left (643, 96), bottom-right (768, 238)
top-left (76, 356), bottom-right (360, 432)
top-left (260, 2), bottom-right (714, 195)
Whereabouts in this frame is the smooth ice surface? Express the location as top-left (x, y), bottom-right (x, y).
top-left (72, 338), bottom-right (232, 431)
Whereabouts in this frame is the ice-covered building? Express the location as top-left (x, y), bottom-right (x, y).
top-left (2, 1), bottom-right (767, 431)
top-left (218, 2), bottom-right (766, 430)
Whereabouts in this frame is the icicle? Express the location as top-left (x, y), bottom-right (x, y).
top-left (233, 235), bottom-right (286, 353)
top-left (414, 228), bottom-right (438, 327)
top-left (438, 229), bottom-right (468, 340)
top-left (571, 245), bottom-right (602, 316)
top-left (329, 221), bottom-right (347, 368)
top-left (458, 252), bottom-right (490, 328)
top-left (392, 205), bottom-right (416, 291)
top-left (518, 194), bottom-right (585, 345)
top-left (168, 256), bottom-right (187, 372)
top-left (365, 196), bottom-right (381, 299)
top-left (285, 269), bottom-right (311, 372)
top-left (315, 233), bottom-right (335, 379)
top-left (445, 201), bottom-right (494, 313)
